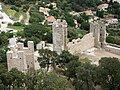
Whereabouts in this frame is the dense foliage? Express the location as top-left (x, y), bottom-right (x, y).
top-left (68, 27), bottom-right (87, 41)
top-left (0, 0), bottom-right (36, 6)
top-left (24, 23), bottom-right (52, 46)
top-left (29, 6), bottom-right (45, 23)
top-left (0, 32), bottom-right (9, 66)
top-left (67, 0), bottom-right (102, 12)
top-left (108, 1), bottom-right (120, 18)
top-left (106, 30), bottom-right (120, 45)
top-left (0, 49), bottom-right (119, 90)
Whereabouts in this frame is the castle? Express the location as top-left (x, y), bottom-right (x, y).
top-left (7, 19), bottom-right (120, 73)
top-left (7, 41), bottom-right (34, 73)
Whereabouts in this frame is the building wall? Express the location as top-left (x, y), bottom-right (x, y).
top-left (68, 21), bottom-right (120, 56)
top-left (68, 21), bottom-right (108, 55)
top-left (90, 21), bottom-right (120, 55)
top-left (90, 21), bottom-right (107, 48)
top-left (7, 51), bottom-right (27, 73)
top-left (52, 19), bottom-right (67, 54)
top-left (7, 41), bottom-right (34, 73)
top-left (68, 33), bottom-right (94, 54)
top-left (104, 45), bottom-right (120, 55)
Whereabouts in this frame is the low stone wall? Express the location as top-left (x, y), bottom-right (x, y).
top-left (68, 33), bottom-right (94, 54)
top-left (104, 45), bottom-right (120, 55)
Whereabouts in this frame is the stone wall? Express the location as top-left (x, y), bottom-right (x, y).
top-left (68, 33), bottom-right (94, 54)
top-left (104, 44), bottom-right (120, 55)
top-left (7, 50), bottom-right (27, 73)
top-left (90, 21), bottom-right (107, 48)
top-left (36, 41), bottom-right (53, 51)
top-left (52, 19), bottom-right (67, 54)
top-left (7, 41), bottom-right (34, 73)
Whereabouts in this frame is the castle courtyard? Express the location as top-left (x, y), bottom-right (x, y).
top-left (79, 48), bottom-right (120, 65)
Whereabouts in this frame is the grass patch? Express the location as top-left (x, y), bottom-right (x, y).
top-left (7, 25), bottom-right (24, 31)
top-left (7, 9), bottom-right (16, 16)
top-left (2, 4), bottom-right (26, 21)
top-left (80, 58), bottom-right (91, 63)
top-left (2, 4), bottom-right (20, 21)
top-left (2, 4), bottom-right (10, 15)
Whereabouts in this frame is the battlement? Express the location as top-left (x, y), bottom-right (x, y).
top-left (53, 19), bottom-right (67, 28)
top-left (17, 41), bottom-right (34, 52)
top-left (90, 21), bottom-right (107, 48)
top-left (7, 41), bottom-right (34, 73)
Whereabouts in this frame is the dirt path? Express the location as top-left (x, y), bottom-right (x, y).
top-left (14, 15), bottom-right (23, 22)
top-left (25, 8), bottom-right (30, 25)
top-left (18, 15), bottom-right (23, 22)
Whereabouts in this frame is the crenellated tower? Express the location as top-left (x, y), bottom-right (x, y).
top-left (52, 19), bottom-right (67, 54)
top-left (7, 41), bottom-right (34, 73)
top-left (90, 21), bottom-right (107, 48)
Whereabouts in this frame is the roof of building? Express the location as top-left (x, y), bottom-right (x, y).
top-left (84, 10), bottom-right (93, 16)
top-left (39, 7), bottom-right (50, 12)
top-left (105, 18), bottom-right (118, 21)
top-left (47, 16), bottom-right (56, 22)
top-left (97, 4), bottom-right (109, 9)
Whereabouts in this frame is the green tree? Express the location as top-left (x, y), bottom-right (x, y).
top-left (25, 70), bottom-right (43, 90)
top-left (24, 23), bottom-right (49, 46)
top-left (58, 51), bottom-right (79, 71)
top-left (41, 72), bottom-right (69, 90)
top-left (49, 9), bottom-right (60, 18)
top-left (68, 27), bottom-right (86, 41)
top-left (80, 21), bottom-right (90, 31)
top-left (97, 57), bottom-right (120, 90)
top-left (29, 12), bottom-right (45, 23)
top-left (80, 13), bottom-right (89, 22)
top-left (0, 48), bottom-right (8, 64)
top-left (65, 58), bottom-right (80, 80)
top-left (25, 70), bottom-right (69, 90)
top-left (64, 13), bottom-right (75, 27)
top-left (74, 62), bottom-right (96, 90)
top-left (74, 16), bottom-right (84, 23)
top-left (0, 32), bottom-right (9, 48)
top-left (37, 49), bottom-right (58, 71)
top-left (96, 10), bottom-right (105, 18)
top-left (68, 0), bottom-right (102, 11)
top-left (1, 68), bottom-right (26, 90)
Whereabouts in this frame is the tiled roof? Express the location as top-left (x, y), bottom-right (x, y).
top-left (47, 16), bottom-right (56, 22)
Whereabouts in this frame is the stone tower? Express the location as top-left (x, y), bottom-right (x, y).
top-left (52, 19), bottom-right (67, 54)
top-left (90, 21), bottom-right (107, 48)
top-left (7, 41), bottom-right (34, 73)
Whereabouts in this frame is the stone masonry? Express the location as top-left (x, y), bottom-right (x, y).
top-left (68, 33), bottom-right (94, 54)
top-left (68, 21), bottom-right (107, 55)
top-left (68, 21), bottom-right (120, 55)
top-left (7, 41), bottom-right (34, 73)
top-left (52, 19), bottom-right (67, 54)
top-left (90, 21), bottom-right (107, 48)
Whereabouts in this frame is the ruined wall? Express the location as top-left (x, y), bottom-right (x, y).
top-left (90, 21), bottom-right (107, 48)
top-left (68, 33), bottom-right (94, 54)
top-left (52, 19), bottom-right (67, 54)
top-left (7, 41), bottom-right (34, 73)
top-left (104, 44), bottom-right (120, 55)
top-left (7, 51), bottom-right (27, 73)
top-left (68, 21), bottom-right (120, 56)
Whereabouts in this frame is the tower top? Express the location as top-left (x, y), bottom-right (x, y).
top-left (52, 19), bottom-right (67, 27)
